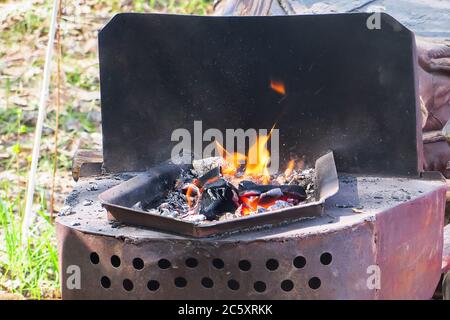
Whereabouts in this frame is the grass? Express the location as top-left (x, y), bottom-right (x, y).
top-left (0, 106), bottom-right (59, 299)
top-left (0, 0), bottom-right (213, 299)
top-left (0, 195), bottom-right (59, 299)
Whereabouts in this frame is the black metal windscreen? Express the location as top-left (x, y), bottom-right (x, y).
top-left (99, 13), bottom-right (420, 175)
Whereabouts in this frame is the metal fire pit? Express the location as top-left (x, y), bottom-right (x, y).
top-left (98, 151), bottom-right (338, 237)
top-left (57, 13), bottom-right (447, 299)
top-left (57, 173), bottom-right (445, 299)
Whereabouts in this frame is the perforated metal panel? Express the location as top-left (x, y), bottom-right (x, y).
top-left (57, 223), bottom-right (376, 299)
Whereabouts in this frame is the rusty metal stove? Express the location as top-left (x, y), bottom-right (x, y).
top-left (57, 13), bottom-right (447, 299)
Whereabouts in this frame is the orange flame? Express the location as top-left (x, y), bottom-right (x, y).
top-left (186, 184), bottom-right (199, 208)
top-left (244, 133), bottom-right (271, 184)
top-left (270, 80), bottom-right (286, 95)
top-left (215, 141), bottom-right (246, 176)
top-left (241, 196), bottom-right (259, 216)
top-left (215, 127), bottom-right (275, 185)
top-left (284, 160), bottom-right (295, 177)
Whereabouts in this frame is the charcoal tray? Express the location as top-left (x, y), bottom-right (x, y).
top-left (99, 151), bottom-right (339, 237)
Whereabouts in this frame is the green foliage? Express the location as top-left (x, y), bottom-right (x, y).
top-left (0, 0), bottom-right (213, 300)
top-left (0, 193), bottom-right (59, 299)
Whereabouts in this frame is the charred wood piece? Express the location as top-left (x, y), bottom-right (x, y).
top-left (200, 178), bottom-right (240, 220)
top-left (197, 166), bottom-right (222, 187)
top-left (238, 180), bottom-right (307, 202)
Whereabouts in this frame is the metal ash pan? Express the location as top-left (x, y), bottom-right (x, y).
top-left (99, 151), bottom-right (339, 237)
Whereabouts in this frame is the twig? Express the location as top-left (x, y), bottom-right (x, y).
top-left (50, 0), bottom-right (63, 222)
top-left (23, 0), bottom-right (60, 244)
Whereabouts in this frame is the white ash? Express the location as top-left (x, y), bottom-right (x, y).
top-left (218, 212), bottom-right (241, 221)
top-left (58, 205), bottom-right (74, 216)
top-left (132, 201), bottom-right (143, 210)
top-left (87, 182), bottom-right (98, 191)
top-left (184, 214), bottom-right (206, 223)
top-left (279, 168), bottom-right (315, 202)
top-left (82, 199), bottom-right (93, 206)
top-left (267, 200), bottom-right (293, 210)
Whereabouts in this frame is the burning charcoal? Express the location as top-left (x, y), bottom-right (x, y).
top-left (181, 183), bottom-right (199, 195)
top-left (192, 157), bottom-right (225, 177)
top-left (200, 179), bottom-right (240, 220)
top-left (238, 180), bottom-right (258, 191)
top-left (279, 185), bottom-right (307, 202)
top-left (259, 188), bottom-right (284, 205)
top-left (238, 183), bottom-right (307, 202)
top-left (197, 166), bottom-right (221, 187)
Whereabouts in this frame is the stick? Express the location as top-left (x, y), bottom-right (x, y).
top-left (50, 0), bottom-right (63, 221)
top-left (23, 0), bottom-right (60, 244)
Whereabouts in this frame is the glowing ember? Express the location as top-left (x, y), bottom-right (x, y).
top-left (185, 184), bottom-right (199, 208)
top-left (270, 80), bottom-right (286, 95)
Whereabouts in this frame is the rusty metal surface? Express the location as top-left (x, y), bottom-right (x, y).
top-left (57, 173), bottom-right (446, 299)
top-left (443, 224), bottom-right (450, 273)
top-left (57, 220), bottom-right (376, 299)
top-left (98, 152), bottom-right (338, 238)
top-left (375, 188), bottom-right (445, 299)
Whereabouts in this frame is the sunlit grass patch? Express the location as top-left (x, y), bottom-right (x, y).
top-left (0, 0), bottom-right (214, 300)
top-left (0, 193), bottom-right (60, 299)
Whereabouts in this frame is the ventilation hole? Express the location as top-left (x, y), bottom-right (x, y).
top-left (123, 279), bottom-right (134, 291)
top-left (254, 281), bottom-right (266, 293)
top-left (293, 256), bottom-right (306, 269)
top-left (174, 277), bottom-right (187, 288)
top-left (238, 260), bottom-right (251, 271)
top-left (110, 255), bottom-right (121, 268)
top-left (158, 258), bottom-right (171, 269)
top-left (147, 280), bottom-right (160, 291)
top-left (90, 252), bottom-right (99, 264)
top-left (266, 259), bottom-right (279, 271)
top-left (281, 280), bottom-right (294, 292)
top-left (227, 279), bottom-right (240, 291)
top-left (308, 277), bottom-right (321, 289)
top-left (185, 257), bottom-right (198, 268)
top-left (201, 277), bottom-right (214, 288)
top-left (100, 276), bottom-right (111, 289)
top-left (212, 258), bottom-right (224, 269)
top-left (132, 258), bottom-right (144, 270)
top-left (320, 252), bottom-right (332, 265)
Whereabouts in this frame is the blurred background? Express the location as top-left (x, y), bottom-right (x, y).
top-left (0, 0), bottom-right (213, 299)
